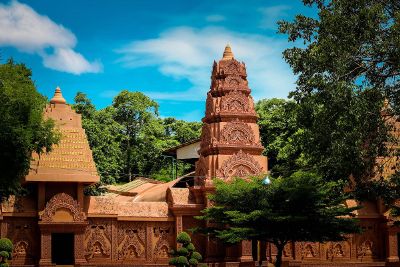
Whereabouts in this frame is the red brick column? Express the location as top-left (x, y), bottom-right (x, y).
top-left (39, 232), bottom-right (52, 267)
top-left (386, 230), bottom-right (399, 262)
top-left (74, 231), bottom-right (87, 265)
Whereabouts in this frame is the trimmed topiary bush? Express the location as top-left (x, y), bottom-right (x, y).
top-left (0, 238), bottom-right (13, 267)
top-left (176, 232), bottom-right (191, 245)
top-left (169, 231), bottom-right (205, 267)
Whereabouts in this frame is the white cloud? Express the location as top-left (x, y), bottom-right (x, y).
top-left (259, 5), bottom-right (291, 30)
top-left (206, 14), bottom-right (225, 22)
top-left (42, 48), bottom-right (102, 75)
top-left (117, 26), bottom-right (295, 102)
top-left (0, 1), bottom-right (102, 74)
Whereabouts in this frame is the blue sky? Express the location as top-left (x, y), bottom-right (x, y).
top-left (0, 0), bottom-right (314, 121)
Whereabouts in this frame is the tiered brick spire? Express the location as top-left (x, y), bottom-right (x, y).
top-left (195, 45), bottom-right (267, 186)
top-left (25, 87), bottom-right (99, 183)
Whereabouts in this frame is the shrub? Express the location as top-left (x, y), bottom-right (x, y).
top-left (186, 243), bottom-right (195, 252)
top-left (169, 231), bottom-right (204, 266)
top-left (191, 251), bottom-right (202, 261)
top-left (177, 247), bottom-right (189, 256)
top-left (189, 258), bottom-right (198, 265)
top-left (0, 239), bottom-right (12, 254)
top-left (0, 238), bottom-right (12, 267)
top-left (0, 252), bottom-right (8, 259)
top-left (176, 232), bottom-right (191, 245)
top-left (176, 256), bottom-right (189, 265)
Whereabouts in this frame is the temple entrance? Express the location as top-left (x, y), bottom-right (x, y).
top-left (52, 233), bottom-right (74, 265)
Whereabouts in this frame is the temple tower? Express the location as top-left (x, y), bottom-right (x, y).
top-left (195, 45), bottom-right (267, 186)
top-left (194, 45), bottom-right (268, 264)
top-left (25, 87), bottom-right (99, 267)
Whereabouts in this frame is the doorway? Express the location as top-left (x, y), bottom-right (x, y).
top-left (52, 233), bottom-right (74, 265)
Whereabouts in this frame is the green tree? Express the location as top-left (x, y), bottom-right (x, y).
top-left (169, 232), bottom-right (204, 267)
top-left (0, 59), bottom-right (59, 199)
top-left (113, 90), bottom-right (159, 181)
top-left (199, 173), bottom-right (360, 267)
top-left (256, 98), bottom-right (306, 178)
top-left (278, 0), bottom-right (400, 209)
top-left (73, 94), bottom-right (124, 189)
top-left (163, 117), bottom-right (202, 144)
top-left (73, 92), bottom-right (96, 118)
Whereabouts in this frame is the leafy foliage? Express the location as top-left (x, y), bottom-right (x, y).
top-left (0, 59), bottom-right (60, 199)
top-left (169, 232), bottom-right (203, 267)
top-left (278, 1), bottom-right (400, 194)
top-left (72, 91), bottom-right (201, 192)
top-left (256, 98), bottom-right (306, 178)
top-left (199, 174), bottom-right (360, 267)
top-left (0, 238), bottom-right (12, 267)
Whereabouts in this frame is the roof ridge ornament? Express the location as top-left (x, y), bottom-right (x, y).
top-left (222, 44), bottom-right (234, 60)
top-left (50, 86), bottom-right (66, 104)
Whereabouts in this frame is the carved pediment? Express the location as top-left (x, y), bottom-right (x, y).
top-left (221, 91), bottom-right (250, 113)
top-left (216, 150), bottom-right (263, 179)
top-left (39, 193), bottom-right (86, 223)
top-left (220, 119), bottom-right (255, 145)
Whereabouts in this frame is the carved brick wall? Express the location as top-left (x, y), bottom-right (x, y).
top-left (5, 217), bottom-right (39, 265)
top-left (82, 220), bottom-right (175, 265)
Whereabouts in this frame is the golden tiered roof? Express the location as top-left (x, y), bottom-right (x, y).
top-left (25, 87), bottom-right (99, 183)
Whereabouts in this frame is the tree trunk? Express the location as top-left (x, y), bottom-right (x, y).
top-left (127, 137), bottom-right (132, 182)
top-left (275, 243), bottom-right (284, 267)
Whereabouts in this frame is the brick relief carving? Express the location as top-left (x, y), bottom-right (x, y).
top-left (117, 222), bottom-right (146, 260)
top-left (7, 219), bottom-right (38, 263)
top-left (75, 233), bottom-right (85, 261)
top-left (84, 220), bottom-right (112, 260)
top-left (205, 93), bottom-right (214, 115)
top-left (195, 156), bottom-right (208, 186)
top-left (326, 241), bottom-right (350, 260)
top-left (200, 124), bottom-right (212, 149)
top-left (356, 222), bottom-right (381, 260)
top-left (283, 243), bottom-right (293, 258)
top-left (221, 61), bottom-right (246, 76)
top-left (221, 91), bottom-right (250, 113)
top-left (216, 150), bottom-right (263, 179)
top-left (300, 242), bottom-right (320, 259)
top-left (153, 224), bottom-right (173, 259)
top-left (357, 239), bottom-right (376, 259)
top-left (220, 119), bottom-right (255, 145)
top-left (92, 197), bottom-right (116, 214)
top-left (39, 193), bottom-right (85, 222)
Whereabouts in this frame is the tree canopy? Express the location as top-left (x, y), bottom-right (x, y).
top-left (72, 91), bottom-right (202, 191)
top-left (278, 0), bottom-right (400, 189)
top-left (198, 173), bottom-right (360, 267)
top-left (0, 59), bottom-right (59, 199)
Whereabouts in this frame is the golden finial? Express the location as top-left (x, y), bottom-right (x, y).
top-left (50, 86), bottom-right (66, 104)
top-left (222, 44), bottom-right (234, 60)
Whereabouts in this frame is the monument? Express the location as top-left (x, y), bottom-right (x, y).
top-left (0, 46), bottom-right (399, 267)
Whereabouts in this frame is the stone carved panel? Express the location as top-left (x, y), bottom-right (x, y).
top-left (40, 193), bottom-right (85, 222)
top-left (84, 220), bottom-right (112, 260)
top-left (300, 242), bottom-right (320, 259)
top-left (220, 119), bottom-right (255, 145)
top-left (205, 93), bottom-right (214, 115)
top-left (221, 60), bottom-right (246, 76)
top-left (200, 124), bottom-right (212, 149)
top-left (355, 222), bottom-right (381, 260)
top-left (6, 219), bottom-right (38, 263)
top-left (221, 91), bottom-right (250, 113)
top-left (195, 156), bottom-right (208, 186)
top-left (326, 241), bottom-right (350, 260)
top-left (153, 224), bottom-right (174, 259)
top-left (117, 222), bottom-right (146, 261)
top-left (216, 150), bottom-right (263, 179)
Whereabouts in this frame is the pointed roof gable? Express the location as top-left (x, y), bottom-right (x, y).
top-left (25, 87), bottom-right (100, 183)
